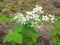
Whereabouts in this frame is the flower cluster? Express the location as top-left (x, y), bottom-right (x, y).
top-left (25, 5), bottom-right (44, 27)
top-left (14, 5), bottom-right (43, 27)
top-left (13, 5), bottom-right (55, 27)
top-left (42, 14), bottom-right (55, 23)
top-left (14, 13), bottom-right (27, 24)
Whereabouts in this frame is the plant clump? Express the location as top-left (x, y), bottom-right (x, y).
top-left (3, 5), bottom-right (56, 45)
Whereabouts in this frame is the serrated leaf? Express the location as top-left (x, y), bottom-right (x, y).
top-left (3, 30), bottom-right (23, 44)
top-left (14, 25), bottom-right (24, 33)
top-left (26, 42), bottom-right (31, 45)
top-left (23, 23), bottom-right (35, 33)
top-left (29, 33), bottom-right (38, 43)
top-left (54, 19), bottom-right (60, 29)
top-left (58, 42), bottom-right (60, 45)
top-left (13, 34), bottom-right (22, 44)
top-left (56, 30), bottom-right (60, 34)
top-left (48, 30), bottom-right (57, 35)
top-left (3, 34), bottom-right (10, 43)
top-left (0, 14), bottom-right (12, 23)
top-left (52, 36), bottom-right (58, 45)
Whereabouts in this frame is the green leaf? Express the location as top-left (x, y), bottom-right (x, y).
top-left (26, 42), bottom-right (31, 45)
top-left (39, 15), bottom-right (42, 19)
top-left (48, 30), bottom-right (57, 35)
top-left (58, 42), bottom-right (60, 45)
top-left (14, 25), bottom-right (24, 33)
top-left (29, 33), bottom-right (38, 43)
top-left (54, 19), bottom-right (60, 29)
top-left (13, 34), bottom-right (22, 44)
top-left (56, 30), bottom-right (60, 34)
top-left (11, 42), bottom-right (16, 45)
top-left (52, 36), bottom-right (58, 45)
top-left (3, 30), bottom-right (23, 44)
top-left (23, 22), bottom-right (36, 33)
top-left (21, 22), bottom-right (36, 36)
top-left (10, 18), bottom-right (18, 23)
top-left (0, 14), bottom-right (12, 23)
top-left (3, 34), bottom-right (10, 43)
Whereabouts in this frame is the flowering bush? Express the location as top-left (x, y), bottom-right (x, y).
top-left (3, 5), bottom-right (57, 45)
top-left (14, 5), bottom-right (55, 27)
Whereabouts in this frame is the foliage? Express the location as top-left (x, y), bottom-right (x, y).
top-left (0, 0), bottom-right (4, 2)
top-left (0, 14), bottom-right (16, 23)
top-left (0, 14), bottom-right (11, 23)
top-left (3, 30), bottom-right (22, 44)
top-left (55, 13), bottom-right (60, 20)
top-left (48, 18), bottom-right (60, 45)
top-left (0, 6), bottom-right (4, 12)
top-left (54, 19), bottom-right (60, 29)
top-left (48, 30), bottom-right (60, 45)
top-left (3, 22), bottom-right (39, 45)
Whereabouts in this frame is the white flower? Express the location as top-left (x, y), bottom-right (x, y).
top-left (34, 17), bottom-right (39, 21)
top-left (49, 14), bottom-right (52, 17)
top-left (22, 17), bottom-right (26, 22)
top-left (42, 15), bottom-right (49, 21)
top-left (36, 14), bottom-right (39, 18)
top-left (29, 16), bottom-right (33, 19)
top-left (38, 6), bottom-right (43, 10)
top-left (32, 5), bottom-right (44, 14)
top-left (33, 8), bottom-right (39, 13)
top-left (14, 15), bottom-right (18, 19)
top-left (40, 11), bottom-right (44, 13)
top-left (36, 5), bottom-right (43, 10)
top-left (51, 20), bottom-right (54, 23)
top-left (26, 11), bottom-right (33, 15)
top-left (51, 17), bottom-right (55, 21)
top-left (45, 16), bottom-right (49, 21)
top-left (26, 15), bottom-right (30, 20)
top-left (42, 14), bottom-right (55, 23)
top-left (34, 22), bottom-right (37, 24)
top-left (37, 19), bottom-right (41, 21)
top-left (36, 5), bottom-right (39, 8)
top-left (31, 25), bottom-right (34, 27)
top-left (51, 15), bottom-right (55, 21)
top-left (32, 14), bottom-right (36, 18)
